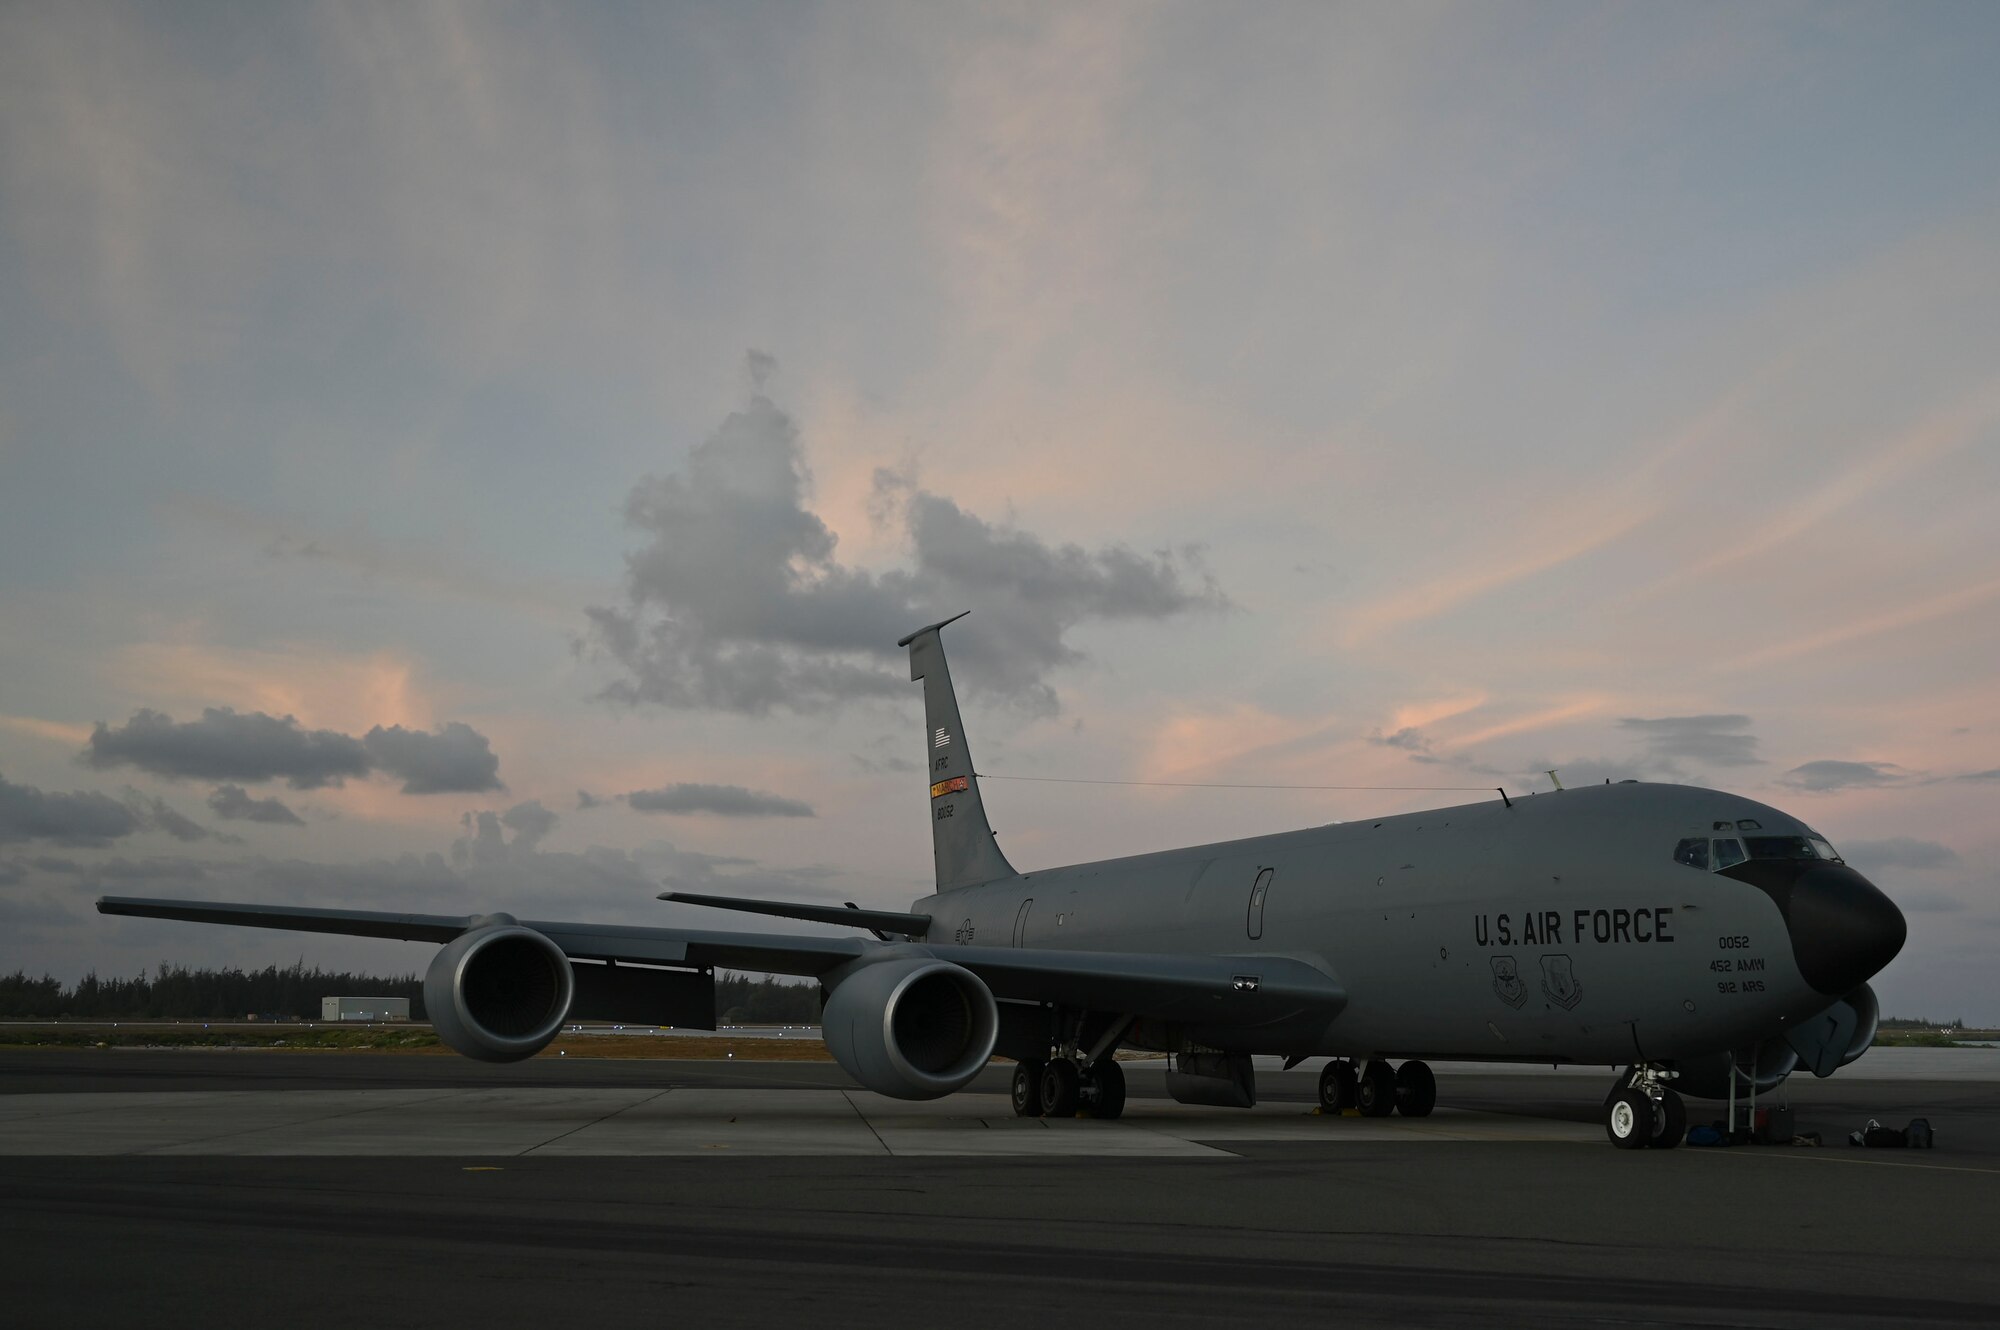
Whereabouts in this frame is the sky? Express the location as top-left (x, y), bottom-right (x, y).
top-left (2, 1), bottom-right (1997, 1022)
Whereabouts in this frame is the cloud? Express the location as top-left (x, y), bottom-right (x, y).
top-left (1440, 698), bottom-right (1609, 753)
top-left (584, 364), bottom-right (1225, 716)
top-left (435, 803), bottom-right (836, 908)
top-left (75, 855), bottom-right (211, 884)
top-left (1618, 715), bottom-right (1760, 767)
top-left (1839, 837), bottom-right (1961, 872)
top-left (83, 707), bottom-right (503, 794)
top-left (207, 784), bottom-right (306, 826)
top-left (852, 753), bottom-right (921, 775)
top-left (499, 799), bottom-right (558, 850)
top-left (1725, 574), bottom-right (2000, 673)
top-left (1371, 726), bottom-right (1436, 756)
top-left (0, 773), bottom-right (142, 846)
top-left (1780, 759), bottom-right (1903, 792)
top-left (449, 803), bottom-right (557, 867)
top-left (576, 790), bottom-right (604, 810)
top-left (362, 722), bottom-right (504, 794)
top-left (625, 783), bottom-right (816, 818)
top-left (452, 810), bottom-right (513, 870)
top-left (1954, 768), bottom-right (2000, 784)
top-left (248, 851), bottom-right (465, 904)
top-left (131, 793), bottom-right (227, 843)
top-left (85, 708), bottom-right (372, 789)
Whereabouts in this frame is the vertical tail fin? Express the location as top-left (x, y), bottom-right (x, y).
top-left (899, 613), bottom-right (1016, 892)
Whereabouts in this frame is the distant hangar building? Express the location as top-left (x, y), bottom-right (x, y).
top-left (320, 996), bottom-right (411, 1022)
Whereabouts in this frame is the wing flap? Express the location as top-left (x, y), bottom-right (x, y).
top-left (535, 922), bottom-right (866, 976)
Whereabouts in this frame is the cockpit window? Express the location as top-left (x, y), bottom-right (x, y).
top-left (1746, 835), bottom-right (1817, 861)
top-left (1673, 837), bottom-right (1710, 870)
top-left (1736, 819), bottom-right (1762, 831)
top-left (1807, 834), bottom-right (1843, 863)
top-left (1713, 838), bottom-right (1747, 869)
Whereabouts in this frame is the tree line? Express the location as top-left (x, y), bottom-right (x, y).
top-left (716, 973), bottom-right (821, 1024)
top-left (0, 963), bottom-right (425, 1020)
top-left (0, 964), bottom-right (821, 1025)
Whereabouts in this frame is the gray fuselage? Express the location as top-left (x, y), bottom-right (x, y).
top-left (917, 781), bottom-right (1872, 1066)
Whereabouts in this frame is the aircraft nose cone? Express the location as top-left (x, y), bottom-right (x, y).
top-left (1787, 864), bottom-right (1906, 996)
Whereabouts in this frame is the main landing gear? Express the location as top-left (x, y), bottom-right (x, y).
top-left (1605, 1064), bottom-right (1686, 1150)
top-left (1319, 1058), bottom-right (1436, 1117)
top-left (1012, 1057), bottom-right (1127, 1120)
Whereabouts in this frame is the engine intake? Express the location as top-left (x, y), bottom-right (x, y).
top-left (821, 957), bottom-right (998, 1100)
top-left (424, 921), bottom-right (574, 1063)
top-left (1838, 982), bottom-right (1880, 1065)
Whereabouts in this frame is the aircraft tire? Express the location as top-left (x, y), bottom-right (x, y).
top-left (1394, 1060), bottom-right (1437, 1117)
top-left (1318, 1060), bottom-right (1357, 1112)
top-left (1012, 1060), bottom-right (1046, 1117)
top-left (1606, 1087), bottom-right (1655, 1149)
top-left (1646, 1090), bottom-right (1687, 1149)
top-left (1040, 1058), bottom-right (1081, 1117)
top-left (1086, 1059), bottom-right (1126, 1120)
top-left (1356, 1059), bottom-right (1397, 1118)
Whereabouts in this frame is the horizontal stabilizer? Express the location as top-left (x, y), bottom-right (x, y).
top-left (658, 891), bottom-right (932, 938)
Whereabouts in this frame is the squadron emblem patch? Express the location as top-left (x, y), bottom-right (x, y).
top-left (1490, 954), bottom-right (1527, 1009)
top-left (1539, 953), bottom-right (1582, 1010)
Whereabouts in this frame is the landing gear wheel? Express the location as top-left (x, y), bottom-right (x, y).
top-left (1040, 1058), bottom-right (1081, 1117)
top-left (1085, 1059), bottom-right (1126, 1120)
top-left (1646, 1089), bottom-right (1686, 1150)
top-left (1606, 1087), bottom-right (1655, 1149)
top-left (1394, 1060), bottom-right (1437, 1118)
top-left (1011, 1060), bottom-right (1046, 1117)
top-left (1356, 1059), bottom-right (1397, 1118)
top-left (1318, 1060), bottom-right (1357, 1112)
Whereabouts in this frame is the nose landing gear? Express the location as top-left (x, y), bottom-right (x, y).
top-left (1606, 1064), bottom-right (1686, 1149)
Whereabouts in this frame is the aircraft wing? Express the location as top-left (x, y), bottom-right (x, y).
top-left (96, 896), bottom-right (1342, 1029)
top-left (96, 896), bottom-right (872, 976)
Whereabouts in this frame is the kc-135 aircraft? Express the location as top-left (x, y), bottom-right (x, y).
top-left (101, 614), bottom-right (1907, 1148)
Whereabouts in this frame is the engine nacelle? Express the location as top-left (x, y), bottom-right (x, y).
top-left (1672, 1037), bottom-right (1799, 1100)
top-left (821, 957), bottom-right (998, 1100)
top-left (424, 919), bottom-right (574, 1063)
top-left (1837, 982), bottom-right (1881, 1066)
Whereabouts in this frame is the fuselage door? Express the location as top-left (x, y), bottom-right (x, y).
top-left (1012, 898), bottom-right (1033, 947)
top-left (1246, 867), bottom-right (1273, 940)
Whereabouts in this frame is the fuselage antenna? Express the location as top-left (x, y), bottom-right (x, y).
top-left (1497, 787), bottom-right (1513, 808)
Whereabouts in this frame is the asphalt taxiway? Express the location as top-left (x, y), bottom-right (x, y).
top-left (3, 1050), bottom-right (1997, 1328)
